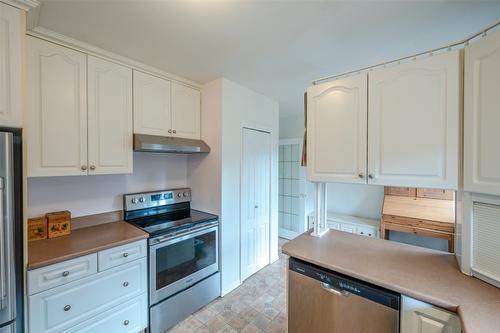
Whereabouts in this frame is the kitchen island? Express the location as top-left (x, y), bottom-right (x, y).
top-left (282, 230), bottom-right (500, 333)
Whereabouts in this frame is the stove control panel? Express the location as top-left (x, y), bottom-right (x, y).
top-left (124, 188), bottom-right (191, 211)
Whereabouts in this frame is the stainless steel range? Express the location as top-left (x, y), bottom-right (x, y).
top-left (124, 188), bottom-right (220, 333)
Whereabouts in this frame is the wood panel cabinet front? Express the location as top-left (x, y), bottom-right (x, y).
top-left (0, 3), bottom-right (22, 128)
top-left (368, 51), bottom-right (461, 189)
top-left (27, 37), bottom-right (88, 177)
top-left (464, 29), bottom-right (500, 196)
top-left (133, 70), bottom-right (172, 136)
top-left (171, 82), bottom-right (201, 140)
top-left (306, 73), bottom-right (368, 183)
top-left (401, 296), bottom-right (461, 333)
top-left (87, 56), bottom-right (133, 175)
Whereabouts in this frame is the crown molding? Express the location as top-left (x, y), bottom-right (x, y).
top-left (1, 0), bottom-right (40, 11)
top-left (27, 26), bottom-right (202, 89)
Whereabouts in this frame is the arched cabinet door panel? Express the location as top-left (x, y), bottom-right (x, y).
top-left (464, 29), bottom-right (500, 195)
top-left (368, 51), bottom-right (460, 189)
top-left (306, 73), bottom-right (368, 184)
top-left (87, 56), bottom-right (133, 175)
top-left (27, 37), bottom-right (88, 177)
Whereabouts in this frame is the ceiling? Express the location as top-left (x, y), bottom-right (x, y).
top-left (32, 0), bottom-right (500, 117)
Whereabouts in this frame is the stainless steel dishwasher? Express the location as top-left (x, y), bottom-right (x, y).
top-left (288, 258), bottom-right (400, 333)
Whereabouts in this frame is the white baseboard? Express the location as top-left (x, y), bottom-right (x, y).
top-left (221, 280), bottom-right (241, 296)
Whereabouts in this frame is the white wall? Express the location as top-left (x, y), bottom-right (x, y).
top-left (189, 78), bottom-right (279, 296)
top-left (279, 113), bottom-right (304, 139)
top-left (28, 153), bottom-right (187, 218)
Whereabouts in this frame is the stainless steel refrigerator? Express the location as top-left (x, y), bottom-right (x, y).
top-left (0, 130), bottom-right (22, 333)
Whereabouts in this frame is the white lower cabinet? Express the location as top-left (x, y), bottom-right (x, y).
top-left (28, 240), bottom-right (148, 333)
top-left (308, 212), bottom-right (379, 238)
top-left (62, 293), bottom-right (148, 333)
top-left (401, 296), bottom-right (461, 333)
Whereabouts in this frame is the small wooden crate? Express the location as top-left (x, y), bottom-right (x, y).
top-left (28, 216), bottom-right (48, 241)
top-left (46, 211), bottom-right (72, 238)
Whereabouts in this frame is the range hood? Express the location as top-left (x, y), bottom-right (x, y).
top-left (133, 134), bottom-right (210, 154)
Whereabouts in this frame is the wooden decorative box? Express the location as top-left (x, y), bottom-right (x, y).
top-left (28, 216), bottom-right (48, 241)
top-left (46, 211), bottom-right (72, 238)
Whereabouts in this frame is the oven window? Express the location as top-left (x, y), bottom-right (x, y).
top-left (156, 230), bottom-right (216, 290)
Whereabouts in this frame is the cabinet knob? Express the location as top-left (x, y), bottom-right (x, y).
top-left (89, 165), bottom-right (96, 171)
top-left (64, 305), bottom-right (71, 311)
top-left (81, 165), bottom-right (87, 171)
top-left (254, 205), bottom-right (259, 209)
top-left (173, 130), bottom-right (177, 134)
top-left (168, 129), bottom-right (172, 134)
top-left (368, 174), bottom-right (374, 179)
top-left (358, 173), bottom-right (364, 179)
top-left (62, 271), bottom-right (70, 277)
top-left (123, 281), bottom-right (129, 287)
top-left (123, 252), bottom-right (129, 258)
top-left (123, 320), bottom-right (129, 326)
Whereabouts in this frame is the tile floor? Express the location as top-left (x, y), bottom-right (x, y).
top-left (167, 238), bottom-right (289, 333)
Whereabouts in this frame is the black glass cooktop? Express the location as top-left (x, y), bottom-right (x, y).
top-left (126, 207), bottom-right (218, 238)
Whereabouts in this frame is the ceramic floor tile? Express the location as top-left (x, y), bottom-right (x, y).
top-left (166, 238), bottom-right (289, 333)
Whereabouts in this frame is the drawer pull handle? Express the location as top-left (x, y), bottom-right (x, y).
top-left (64, 305), bottom-right (71, 311)
top-left (123, 320), bottom-right (129, 326)
top-left (62, 271), bottom-right (70, 277)
top-left (123, 281), bottom-right (129, 287)
top-left (123, 252), bottom-right (129, 258)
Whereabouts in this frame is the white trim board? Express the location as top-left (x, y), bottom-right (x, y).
top-left (27, 26), bottom-right (201, 90)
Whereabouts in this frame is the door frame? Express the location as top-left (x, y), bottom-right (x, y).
top-left (278, 138), bottom-right (307, 240)
top-left (240, 124), bottom-right (273, 282)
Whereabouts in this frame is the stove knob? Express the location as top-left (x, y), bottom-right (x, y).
top-left (183, 192), bottom-right (189, 197)
top-left (131, 198), bottom-right (138, 204)
top-left (139, 197), bottom-right (146, 203)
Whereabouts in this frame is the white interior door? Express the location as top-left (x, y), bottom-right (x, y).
top-left (241, 128), bottom-right (271, 281)
top-left (278, 139), bottom-right (308, 240)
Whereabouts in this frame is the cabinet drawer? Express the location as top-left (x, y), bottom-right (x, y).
top-left (28, 254), bottom-right (97, 295)
top-left (340, 224), bottom-right (356, 233)
top-left (327, 222), bottom-right (341, 230)
top-left (98, 240), bottom-right (146, 271)
top-left (356, 226), bottom-right (377, 238)
top-left (62, 293), bottom-right (148, 333)
top-left (29, 258), bottom-right (147, 333)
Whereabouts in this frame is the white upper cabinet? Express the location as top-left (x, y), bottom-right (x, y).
top-left (132, 73), bottom-right (201, 140)
top-left (27, 37), bottom-right (88, 177)
top-left (464, 29), bottom-right (500, 195)
top-left (368, 50), bottom-right (461, 189)
top-left (171, 82), bottom-right (201, 140)
top-left (87, 56), bottom-right (133, 175)
top-left (133, 70), bottom-right (171, 136)
top-left (0, 3), bottom-right (22, 128)
top-left (307, 73), bottom-right (368, 183)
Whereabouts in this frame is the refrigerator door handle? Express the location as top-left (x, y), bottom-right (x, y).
top-left (0, 177), bottom-right (6, 310)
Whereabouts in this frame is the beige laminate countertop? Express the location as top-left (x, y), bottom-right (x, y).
top-left (28, 221), bottom-right (148, 270)
top-left (282, 230), bottom-right (500, 333)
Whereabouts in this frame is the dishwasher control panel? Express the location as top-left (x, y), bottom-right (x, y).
top-left (289, 257), bottom-right (400, 310)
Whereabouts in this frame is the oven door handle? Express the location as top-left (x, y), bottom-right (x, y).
top-left (150, 222), bottom-right (218, 246)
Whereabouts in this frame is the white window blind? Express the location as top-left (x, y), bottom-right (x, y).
top-left (472, 202), bottom-right (500, 287)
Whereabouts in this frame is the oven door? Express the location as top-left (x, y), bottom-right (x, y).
top-left (150, 224), bottom-right (219, 305)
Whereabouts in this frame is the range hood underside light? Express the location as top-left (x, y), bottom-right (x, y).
top-left (133, 134), bottom-right (210, 154)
